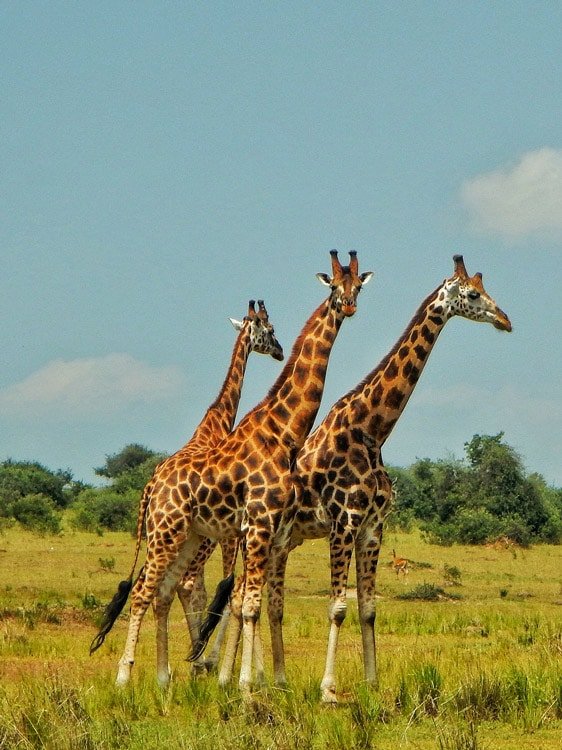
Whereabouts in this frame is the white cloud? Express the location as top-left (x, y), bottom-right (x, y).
top-left (0, 354), bottom-right (185, 417)
top-left (461, 148), bottom-right (562, 238)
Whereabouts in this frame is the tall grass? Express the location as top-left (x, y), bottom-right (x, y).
top-left (0, 526), bottom-right (560, 748)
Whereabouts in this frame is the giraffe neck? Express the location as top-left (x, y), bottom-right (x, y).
top-left (242, 299), bottom-right (344, 446)
top-left (189, 324), bottom-right (252, 448)
top-left (345, 286), bottom-right (449, 446)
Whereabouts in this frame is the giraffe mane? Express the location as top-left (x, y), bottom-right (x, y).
top-left (257, 299), bottom-right (330, 405)
top-left (204, 319), bottom-right (250, 413)
top-left (350, 286), bottom-right (441, 397)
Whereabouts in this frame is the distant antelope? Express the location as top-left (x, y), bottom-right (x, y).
top-left (392, 549), bottom-right (409, 577)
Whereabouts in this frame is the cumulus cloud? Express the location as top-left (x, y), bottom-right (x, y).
top-left (461, 147), bottom-right (562, 238)
top-left (0, 353), bottom-right (185, 417)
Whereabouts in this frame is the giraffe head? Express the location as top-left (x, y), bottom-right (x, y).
top-left (316, 250), bottom-right (373, 317)
top-left (440, 255), bottom-right (512, 332)
top-left (230, 299), bottom-right (284, 361)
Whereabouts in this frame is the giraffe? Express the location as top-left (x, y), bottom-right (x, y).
top-left (90, 298), bottom-right (283, 674)
top-left (90, 250), bottom-right (373, 692)
top-left (217, 255), bottom-right (511, 701)
top-left (176, 299), bottom-right (284, 672)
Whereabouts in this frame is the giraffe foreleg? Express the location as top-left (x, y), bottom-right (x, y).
top-left (151, 533), bottom-right (202, 688)
top-left (204, 538), bottom-right (239, 672)
top-left (238, 515), bottom-right (276, 694)
top-left (320, 521), bottom-right (357, 703)
top-left (266, 544), bottom-right (290, 687)
top-left (218, 570), bottom-right (244, 687)
top-left (355, 521), bottom-right (384, 688)
top-left (176, 538), bottom-right (217, 675)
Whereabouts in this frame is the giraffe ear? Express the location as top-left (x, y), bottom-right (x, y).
top-left (229, 318), bottom-right (244, 331)
top-left (316, 272), bottom-right (332, 287)
top-left (360, 271), bottom-right (374, 285)
top-left (446, 278), bottom-right (460, 298)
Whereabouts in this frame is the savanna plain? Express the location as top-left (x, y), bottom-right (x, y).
top-left (0, 527), bottom-right (560, 750)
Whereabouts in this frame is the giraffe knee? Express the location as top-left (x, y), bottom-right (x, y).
top-left (268, 610), bottom-right (283, 627)
top-left (361, 609), bottom-right (376, 627)
top-left (242, 600), bottom-right (261, 624)
top-left (328, 600), bottom-right (347, 625)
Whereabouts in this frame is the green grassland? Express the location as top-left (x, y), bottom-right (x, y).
top-left (0, 525), bottom-right (560, 749)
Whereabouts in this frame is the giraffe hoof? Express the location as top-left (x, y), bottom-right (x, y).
top-left (190, 662), bottom-right (206, 677)
top-left (203, 658), bottom-right (218, 674)
top-left (321, 688), bottom-right (338, 704)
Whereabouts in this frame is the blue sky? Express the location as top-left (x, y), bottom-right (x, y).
top-left (1, 2), bottom-right (561, 486)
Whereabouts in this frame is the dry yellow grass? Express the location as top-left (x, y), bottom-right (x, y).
top-left (0, 525), bottom-right (560, 749)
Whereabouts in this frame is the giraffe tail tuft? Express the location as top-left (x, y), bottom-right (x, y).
top-left (187, 573), bottom-right (235, 662)
top-left (89, 576), bottom-right (134, 655)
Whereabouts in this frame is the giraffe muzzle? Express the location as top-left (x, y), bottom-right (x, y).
top-left (340, 299), bottom-right (357, 317)
top-left (272, 342), bottom-right (284, 361)
top-left (493, 308), bottom-right (512, 332)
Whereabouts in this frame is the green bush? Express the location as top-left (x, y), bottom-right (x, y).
top-left (454, 508), bottom-right (502, 545)
top-left (0, 460), bottom-right (73, 508)
top-left (71, 488), bottom-right (139, 532)
top-left (10, 494), bottom-right (62, 535)
top-left (397, 583), bottom-right (461, 601)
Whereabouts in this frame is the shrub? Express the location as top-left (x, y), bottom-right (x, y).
top-left (10, 494), bottom-right (61, 535)
top-left (453, 508), bottom-right (502, 545)
top-left (0, 460), bottom-right (72, 508)
top-left (397, 583), bottom-right (461, 601)
top-left (443, 564), bottom-right (462, 586)
top-left (71, 488), bottom-right (138, 532)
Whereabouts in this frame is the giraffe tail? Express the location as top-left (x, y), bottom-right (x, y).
top-left (89, 577), bottom-right (133, 654)
top-left (90, 485), bottom-right (152, 655)
top-left (187, 572), bottom-right (235, 662)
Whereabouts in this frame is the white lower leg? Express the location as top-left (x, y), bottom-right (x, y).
top-left (116, 613), bottom-right (142, 686)
top-left (253, 621), bottom-right (265, 686)
top-left (205, 605), bottom-right (230, 671)
top-left (239, 618), bottom-right (255, 694)
top-left (320, 599), bottom-right (346, 703)
top-left (218, 612), bottom-right (242, 686)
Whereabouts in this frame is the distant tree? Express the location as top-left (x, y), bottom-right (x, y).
top-left (111, 455), bottom-right (165, 494)
top-left (417, 433), bottom-right (561, 545)
top-left (94, 444), bottom-right (160, 480)
top-left (409, 458), bottom-right (439, 520)
top-left (398, 457), bottom-right (468, 524)
top-left (72, 444), bottom-right (165, 533)
top-left (0, 460), bottom-right (73, 508)
top-left (464, 433), bottom-right (554, 540)
top-left (386, 466), bottom-right (419, 530)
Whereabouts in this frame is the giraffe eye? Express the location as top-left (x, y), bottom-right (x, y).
top-left (468, 291), bottom-right (480, 300)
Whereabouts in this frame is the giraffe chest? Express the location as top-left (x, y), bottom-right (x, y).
top-left (293, 436), bottom-right (384, 537)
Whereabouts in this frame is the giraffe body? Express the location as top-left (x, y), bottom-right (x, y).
top-left (220, 255), bottom-right (511, 701)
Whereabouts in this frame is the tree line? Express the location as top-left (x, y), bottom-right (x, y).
top-left (1, 434), bottom-right (561, 545)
